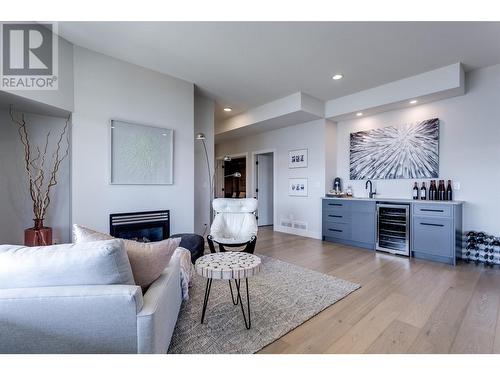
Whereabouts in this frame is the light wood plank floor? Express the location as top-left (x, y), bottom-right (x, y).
top-left (254, 227), bottom-right (500, 354)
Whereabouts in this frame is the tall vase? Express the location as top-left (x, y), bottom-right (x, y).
top-left (24, 219), bottom-right (52, 246)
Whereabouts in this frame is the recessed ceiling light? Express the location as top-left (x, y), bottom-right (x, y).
top-left (223, 107), bottom-right (232, 112)
top-left (356, 112), bottom-right (363, 117)
top-left (409, 99), bottom-right (418, 104)
top-left (332, 74), bottom-right (344, 80)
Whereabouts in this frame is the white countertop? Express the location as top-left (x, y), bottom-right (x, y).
top-left (323, 196), bottom-right (463, 205)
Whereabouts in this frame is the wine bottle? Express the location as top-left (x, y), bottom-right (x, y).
top-left (420, 182), bottom-right (427, 200)
top-left (446, 180), bottom-right (453, 201)
top-left (438, 180), bottom-right (445, 200)
top-left (412, 182), bottom-right (419, 200)
top-left (429, 180), bottom-right (436, 200)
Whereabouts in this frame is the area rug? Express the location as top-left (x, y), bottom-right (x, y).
top-left (167, 254), bottom-right (360, 354)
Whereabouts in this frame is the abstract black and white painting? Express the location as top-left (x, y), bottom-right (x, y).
top-left (350, 118), bottom-right (439, 180)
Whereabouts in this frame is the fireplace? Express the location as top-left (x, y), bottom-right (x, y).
top-left (109, 210), bottom-right (170, 242)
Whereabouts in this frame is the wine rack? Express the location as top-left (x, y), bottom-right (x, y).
top-left (463, 232), bottom-right (500, 266)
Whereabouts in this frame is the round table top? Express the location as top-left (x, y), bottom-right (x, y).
top-left (195, 252), bottom-right (261, 280)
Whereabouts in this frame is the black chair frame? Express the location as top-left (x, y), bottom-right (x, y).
top-left (207, 235), bottom-right (257, 254)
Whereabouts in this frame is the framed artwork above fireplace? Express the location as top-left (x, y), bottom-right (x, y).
top-left (110, 119), bottom-right (174, 185)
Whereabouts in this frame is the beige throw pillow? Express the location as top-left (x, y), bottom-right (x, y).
top-left (73, 224), bottom-right (181, 288)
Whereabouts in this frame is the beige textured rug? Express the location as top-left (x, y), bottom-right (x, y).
top-left (168, 254), bottom-right (360, 354)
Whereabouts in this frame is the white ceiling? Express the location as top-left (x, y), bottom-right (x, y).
top-left (58, 22), bottom-right (500, 121)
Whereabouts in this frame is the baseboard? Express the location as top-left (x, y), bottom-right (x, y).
top-left (275, 225), bottom-right (322, 240)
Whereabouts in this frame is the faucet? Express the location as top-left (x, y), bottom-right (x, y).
top-left (365, 180), bottom-right (377, 199)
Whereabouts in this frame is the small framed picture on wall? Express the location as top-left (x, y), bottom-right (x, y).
top-left (288, 178), bottom-right (308, 197)
top-left (288, 149), bottom-right (308, 168)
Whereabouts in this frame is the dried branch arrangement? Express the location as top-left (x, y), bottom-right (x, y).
top-left (9, 106), bottom-right (70, 223)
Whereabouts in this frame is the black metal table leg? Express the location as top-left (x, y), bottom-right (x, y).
top-left (229, 280), bottom-right (239, 305)
top-left (234, 278), bottom-right (251, 329)
top-left (202, 277), bottom-right (252, 328)
top-left (200, 278), bottom-right (212, 324)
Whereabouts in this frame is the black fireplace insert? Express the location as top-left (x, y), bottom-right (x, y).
top-left (109, 210), bottom-right (170, 242)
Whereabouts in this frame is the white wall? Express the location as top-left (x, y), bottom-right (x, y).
top-left (256, 152), bottom-right (274, 226)
top-left (324, 119), bottom-right (338, 192)
top-left (71, 47), bottom-right (195, 234)
top-left (336, 64), bottom-right (500, 234)
top-left (0, 110), bottom-right (70, 244)
top-left (216, 119), bottom-right (336, 239)
top-left (194, 93), bottom-right (215, 235)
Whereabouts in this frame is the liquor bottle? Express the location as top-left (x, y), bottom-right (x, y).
top-left (438, 180), bottom-right (446, 200)
top-left (420, 182), bottom-right (427, 200)
top-left (412, 182), bottom-right (419, 200)
top-left (446, 180), bottom-right (453, 201)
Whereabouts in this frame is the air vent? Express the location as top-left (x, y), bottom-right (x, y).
top-left (293, 221), bottom-right (308, 231)
top-left (280, 219), bottom-right (293, 228)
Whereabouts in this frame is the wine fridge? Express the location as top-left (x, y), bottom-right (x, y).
top-left (376, 203), bottom-right (410, 256)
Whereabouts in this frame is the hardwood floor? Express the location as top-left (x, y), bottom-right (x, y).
top-left (254, 226), bottom-right (500, 354)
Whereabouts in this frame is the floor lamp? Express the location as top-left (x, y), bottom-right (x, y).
top-left (195, 133), bottom-right (214, 232)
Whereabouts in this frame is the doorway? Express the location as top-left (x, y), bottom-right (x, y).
top-left (215, 155), bottom-right (247, 198)
top-left (255, 152), bottom-right (274, 227)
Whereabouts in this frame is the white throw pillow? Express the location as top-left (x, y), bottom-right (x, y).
top-left (73, 224), bottom-right (181, 288)
top-left (0, 239), bottom-right (135, 289)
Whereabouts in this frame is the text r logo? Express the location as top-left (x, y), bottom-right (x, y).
top-left (1, 22), bottom-right (58, 90)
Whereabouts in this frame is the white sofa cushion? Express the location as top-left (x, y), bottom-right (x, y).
top-left (0, 239), bottom-right (135, 289)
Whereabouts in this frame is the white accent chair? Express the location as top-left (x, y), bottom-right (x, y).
top-left (207, 198), bottom-right (258, 254)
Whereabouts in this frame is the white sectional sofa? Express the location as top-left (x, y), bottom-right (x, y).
top-left (0, 240), bottom-right (182, 354)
